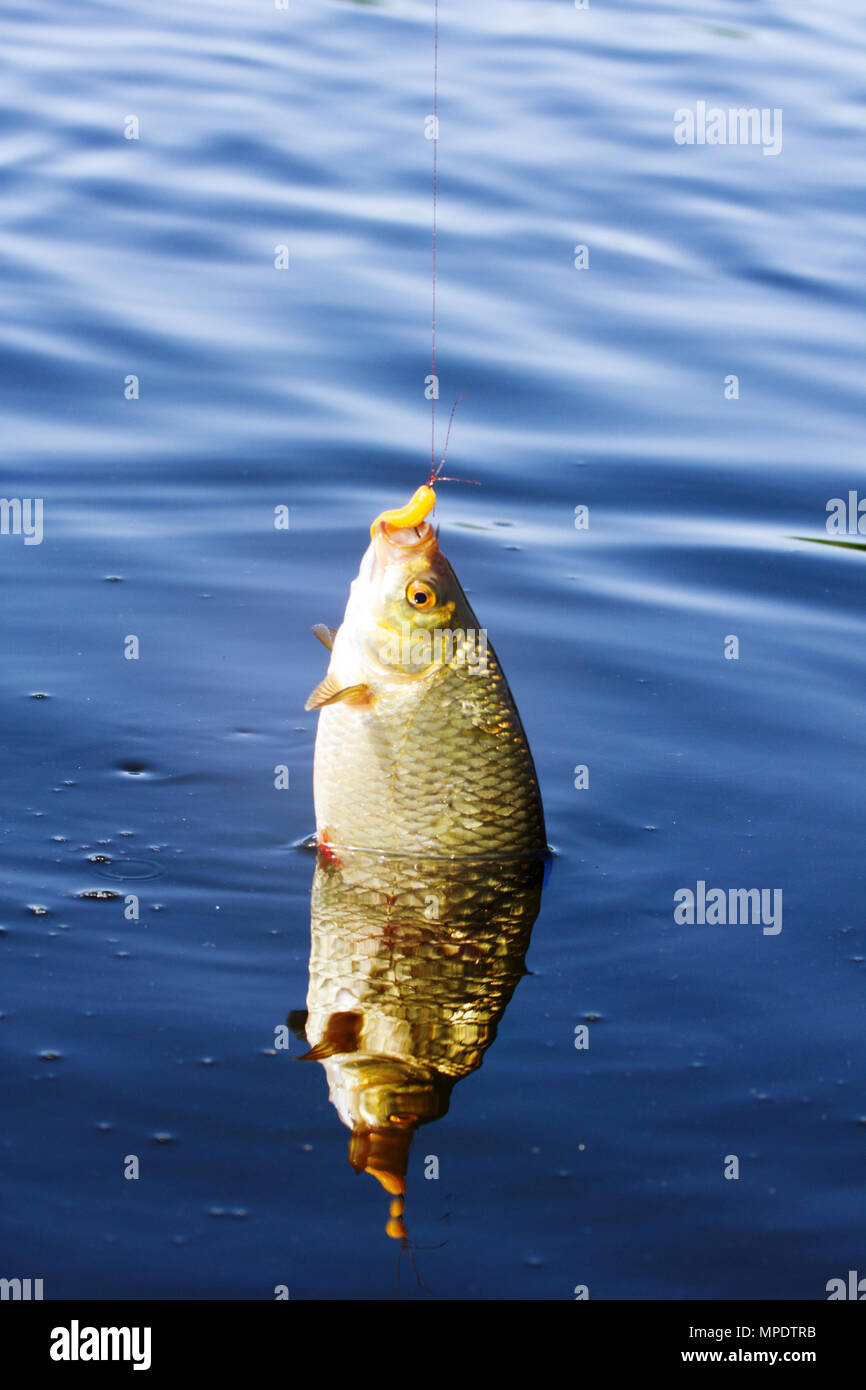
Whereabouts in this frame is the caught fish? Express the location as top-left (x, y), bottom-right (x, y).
top-left (305, 485), bottom-right (546, 858)
top-left (294, 846), bottom-right (544, 1239)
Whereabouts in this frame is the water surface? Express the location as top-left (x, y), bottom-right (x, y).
top-left (1, 0), bottom-right (864, 1300)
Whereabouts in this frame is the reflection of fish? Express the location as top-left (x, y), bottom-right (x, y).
top-left (305, 487), bottom-right (546, 857)
top-left (296, 847), bottom-right (544, 1238)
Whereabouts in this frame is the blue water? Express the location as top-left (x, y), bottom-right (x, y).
top-left (1, 0), bottom-right (864, 1300)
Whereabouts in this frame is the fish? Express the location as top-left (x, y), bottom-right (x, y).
top-left (305, 486), bottom-right (546, 858)
top-left (294, 845), bottom-right (545, 1239)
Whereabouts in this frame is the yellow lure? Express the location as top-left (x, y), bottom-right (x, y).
top-left (370, 485), bottom-right (436, 537)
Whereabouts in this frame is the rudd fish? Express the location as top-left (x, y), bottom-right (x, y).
top-left (305, 485), bottom-right (546, 857)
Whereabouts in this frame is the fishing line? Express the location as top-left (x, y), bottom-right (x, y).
top-left (426, 1), bottom-right (476, 492)
top-left (430, 0), bottom-right (439, 473)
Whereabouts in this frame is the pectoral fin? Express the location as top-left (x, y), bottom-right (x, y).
top-left (304, 673), bottom-right (373, 711)
top-left (312, 623), bottom-right (338, 651)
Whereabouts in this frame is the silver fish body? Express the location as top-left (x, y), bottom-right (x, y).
top-left (307, 507), bottom-right (546, 858)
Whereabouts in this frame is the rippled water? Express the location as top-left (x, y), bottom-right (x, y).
top-left (1, 0), bottom-right (864, 1300)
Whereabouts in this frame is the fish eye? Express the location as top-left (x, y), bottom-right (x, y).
top-left (406, 579), bottom-right (437, 609)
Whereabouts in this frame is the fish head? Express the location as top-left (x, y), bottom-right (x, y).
top-left (338, 488), bottom-right (476, 680)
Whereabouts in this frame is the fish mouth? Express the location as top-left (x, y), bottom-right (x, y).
top-left (372, 518), bottom-right (438, 566)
